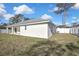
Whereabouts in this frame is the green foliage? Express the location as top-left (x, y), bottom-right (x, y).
top-left (54, 3), bottom-right (75, 14)
top-left (0, 23), bottom-right (7, 29)
top-left (9, 14), bottom-right (30, 25)
top-left (54, 3), bottom-right (75, 25)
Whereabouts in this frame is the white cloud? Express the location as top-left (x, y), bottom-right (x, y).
top-left (48, 7), bottom-right (58, 13)
top-left (0, 4), bottom-right (6, 17)
top-left (0, 4), bottom-right (14, 21)
top-left (53, 7), bottom-right (58, 11)
top-left (3, 14), bottom-right (14, 20)
top-left (77, 19), bottom-right (79, 21)
top-left (76, 18), bottom-right (79, 22)
top-left (72, 17), bottom-right (79, 23)
top-left (72, 3), bottom-right (79, 9)
top-left (66, 22), bottom-right (68, 24)
top-left (40, 14), bottom-right (52, 19)
top-left (53, 21), bottom-right (62, 25)
top-left (13, 4), bottom-right (34, 14)
top-left (0, 4), bottom-right (5, 8)
top-left (0, 4), bottom-right (6, 13)
top-left (72, 17), bottom-right (77, 20)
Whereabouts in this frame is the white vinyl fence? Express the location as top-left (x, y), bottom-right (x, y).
top-left (0, 29), bottom-right (7, 33)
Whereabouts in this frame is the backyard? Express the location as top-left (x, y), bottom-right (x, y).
top-left (0, 33), bottom-right (79, 56)
top-left (50, 34), bottom-right (79, 44)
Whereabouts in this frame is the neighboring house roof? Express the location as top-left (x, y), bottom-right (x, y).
top-left (6, 19), bottom-right (50, 27)
top-left (72, 24), bottom-right (79, 27)
top-left (72, 22), bottom-right (79, 27)
top-left (57, 25), bottom-right (71, 28)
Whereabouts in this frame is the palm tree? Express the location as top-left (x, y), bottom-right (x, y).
top-left (54, 3), bottom-right (75, 26)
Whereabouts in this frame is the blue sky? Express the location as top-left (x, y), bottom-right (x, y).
top-left (0, 3), bottom-right (79, 25)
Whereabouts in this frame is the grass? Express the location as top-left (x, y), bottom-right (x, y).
top-left (50, 33), bottom-right (79, 44)
top-left (0, 33), bottom-right (46, 56)
top-left (0, 33), bottom-right (79, 56)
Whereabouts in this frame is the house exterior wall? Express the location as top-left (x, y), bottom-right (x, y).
top-left (70, 27), bottom-right (76, 34)
top-left (78, 27), bottom-right (79, 35)
top-left (48, 27), bottom-right (52, 38)
top-left (20, 23), bottom-right (48, 39)
top-left (56, 28), bottom-right (70, 33)
top-left (71, 26), bottom-right (79, 36)
top-left (48, 23), bottom-right (56, 38)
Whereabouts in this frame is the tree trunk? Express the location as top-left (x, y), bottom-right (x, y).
top-left (62, 10), bottom-right (67, 26)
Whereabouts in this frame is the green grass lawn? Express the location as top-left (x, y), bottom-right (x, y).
top-left (0, 33), bottom-right (79, 56)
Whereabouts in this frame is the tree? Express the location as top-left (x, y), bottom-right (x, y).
top-left (9, 14), bottom-right (30, 25)
top-left (54, 3), bottom-right (75, 26)
top-left (0, 23), bottom-right (7, 29)
top-left (9, 14), bottom-right (24, 24)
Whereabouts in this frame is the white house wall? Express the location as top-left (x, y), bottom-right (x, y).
top-left (78, 27), bottom-right (79, 35)
top-left (20, 24), bottom-right (48, 39)
top-left (57, 28), bottom-right (70, 33)
top-left (71, 26), bottom-right (79, 36)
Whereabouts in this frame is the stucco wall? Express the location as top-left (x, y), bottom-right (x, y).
top-left (20, 24), bottom-right (48, 39)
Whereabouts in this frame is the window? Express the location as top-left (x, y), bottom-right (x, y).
top-left (25, 25), bottom-right (27, 30)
